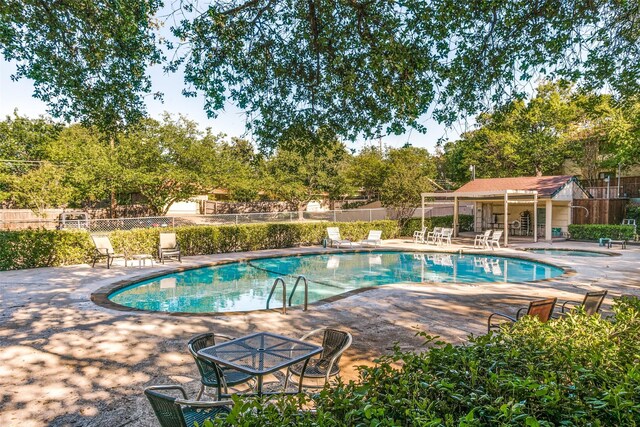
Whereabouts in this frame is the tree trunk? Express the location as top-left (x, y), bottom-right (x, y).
top-left (109, 135), bottom-right (117, 218)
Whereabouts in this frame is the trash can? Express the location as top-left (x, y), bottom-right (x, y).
top-left (322, 238), bottom-right (327, 248)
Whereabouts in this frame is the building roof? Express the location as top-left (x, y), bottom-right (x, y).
top-left (454, 175), bottom-right (575, 198)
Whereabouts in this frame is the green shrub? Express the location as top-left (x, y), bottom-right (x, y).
top-left (0, 220), bottom-right (400, 270)
top-left (568, 224), bottom-right (635, 240)
top-left (208, 296), bottom-right (640, 426)
top-left (402, 215), bottom-right (474, 237)
top-left (626, 205), bottom-right (640, 223)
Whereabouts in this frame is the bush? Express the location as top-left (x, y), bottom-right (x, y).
top-left (0, 220), bottom-right (400, 270)
top-left (401, 215), bottom-right (474, 237)
top-left (209, 297), bottom-right (640, 426)
top-left (567, 224), bottom-right (635, 240)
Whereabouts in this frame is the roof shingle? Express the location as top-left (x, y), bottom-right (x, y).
top-left (454, 175), bottom-right (574, 197)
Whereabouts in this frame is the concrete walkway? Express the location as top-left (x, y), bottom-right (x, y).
top-left (1, 239), bottom-right (639, 426)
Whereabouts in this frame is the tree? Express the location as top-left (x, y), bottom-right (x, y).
top-left (263, 135), bottom-right (352, 216)
top-left (170, 1), bottom-right (640, 148)
top-left (10, 162), bottom-right (74, 217)
top-left (380, 146), bottom-right (435, 224)
top-left (346, 147), bottom-right (388, 202)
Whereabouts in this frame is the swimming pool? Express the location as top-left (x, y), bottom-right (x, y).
top-left (108, 252), bottom-right (565, 313)
top-left (523, 249), bottom-right (612, 257)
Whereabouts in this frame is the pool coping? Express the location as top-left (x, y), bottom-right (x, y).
top-left (91, 247), bottom-right (576, 317)
top-left (517, 247), bottom-right (621, 257)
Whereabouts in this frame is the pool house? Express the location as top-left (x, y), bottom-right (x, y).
top-left (421, 175), bottom-right (591, 246)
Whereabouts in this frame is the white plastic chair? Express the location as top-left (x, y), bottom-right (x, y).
top-left (413, 227), bottom-right (427, 243)
top-left (360, 230), bottom-right (382, 246)
top-left (438, 228), bottom-right (453, 246)
top-left (326, 227), bottom-right (352, 248)
top-left (487, 230), bottom-right (503, 250)
top-left (473, 230), bottom-right (492, 248)
top-left (425, 227), bottom-right (442, 245)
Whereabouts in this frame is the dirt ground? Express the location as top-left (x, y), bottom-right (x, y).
top-left (1, 239), bottom-right (639, 426)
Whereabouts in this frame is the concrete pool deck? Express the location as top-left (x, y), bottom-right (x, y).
top-left (1, 239), bottom-right (639, 426)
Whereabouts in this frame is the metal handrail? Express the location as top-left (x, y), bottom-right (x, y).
top-left (288, 275), bottom-right (308, 311)
top-left (266, 277), bottom-right (287, 314)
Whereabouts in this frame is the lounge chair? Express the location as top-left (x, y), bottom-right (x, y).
top-left (187, 333), bottom-right (255, 400)
top-left (360, 230), bottom-right (382, 246)
top-left (144, 384), bottom-right (231, 427)
top-left (159, 232), bottom-right (181, 264)
top-left (425, 227), bottom-right (442, 245)
top-left (327, 227), bottom-right (352, 248)
top-left (487, 230), bottom-right (503, 250)
top-left (473, 230), bottom-right (492, 248)
top-left (90, 235), bottom-right (126, 269)
top-left (487, 297), bottom-right (557, 332)
top-left (413, 227), bottom-right (427, 243)
top-left (284, 328), bottom-right (352, 390)
top-left (438, 228), bottom-right (453, 246)
top-left (556, 290), bottom-right (607, 317)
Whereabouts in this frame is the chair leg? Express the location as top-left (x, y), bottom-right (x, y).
top-left (196, 384), bottom-right (205, 401)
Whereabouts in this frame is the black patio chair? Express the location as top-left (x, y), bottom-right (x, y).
top-left (187, 333), bottom-right (255, 400)
top-left (144, 385), bottom-right (231, 427)
top-left (284, 328), bottom-right (352, 390)
top-left (557, 290), bottom-right (607, 316)
top-left (487, 297), bottom-right (557, 332)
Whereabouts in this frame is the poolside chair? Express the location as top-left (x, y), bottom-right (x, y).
top-left (327, 227), bottom-right (352, 248)
top-left (159, 232), bottom-right (181, 264)
top-left (487, 297), bottom-right (557, 332)
top-left (413, 227), bottom-right (427, 243)
top-left (438, 228), bottom-right (453, 246)
top-left (284, 328), bottom-right (352, 390)
top-left (425, 227), bottom-right (442, 245)
top-left (187, 333), bottom-right (255, 400)
top-left (90, 235), bottom-right (126, 269)
top-left (360, 230), bottom-right (382, 247)
top-left (556, 290), bottom-right (607, 317)
top-left (144, 384), bottom-right (231, 427)
top-left (473, 230), bottom-right (492, 248)
top-left (487, 230), bottom-right (503, 250)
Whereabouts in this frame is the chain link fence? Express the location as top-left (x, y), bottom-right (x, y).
top-left (1, 206), bottom-right (470, 232)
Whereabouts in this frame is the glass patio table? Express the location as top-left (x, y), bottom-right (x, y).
top-left (197, 331), bottom-right (323, 396)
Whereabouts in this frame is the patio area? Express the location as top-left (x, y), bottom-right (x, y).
top-left (1, 239), bottom-right (639, 426)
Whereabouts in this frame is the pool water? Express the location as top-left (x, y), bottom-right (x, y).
top-left (524, 249), bottom-right (611, 257)
top-left (109, 252), bottom-right (564, 313)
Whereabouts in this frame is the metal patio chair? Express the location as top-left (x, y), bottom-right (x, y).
top-left (557, 290), bottom-right (607, 316)
top-left (187, 333), bottom-right (255, 400)
top-left (488, 297), bottom-right (557, 332)
top-left (144, 385), bottom-right (231, 427)
top-left (159, 232), bottom-right (181, 264)
top-left (284, 328), bottom-right (352, 390)
top-left (90, 235), bottom-right (126, 269)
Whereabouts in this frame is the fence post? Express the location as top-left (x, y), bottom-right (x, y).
top-left (172, 217), bottom-right (175, 228)
top-left (369, 209), bottom-right (372, 222)
top-left (333, 210), bottom-right (336, 222)
top-left (235, 214), bottom-right (238, 225)
top-left (290, 212), bottom-right (293, 222)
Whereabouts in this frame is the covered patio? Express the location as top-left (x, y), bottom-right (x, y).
top-left (421, 176), bottom-right (591, 247)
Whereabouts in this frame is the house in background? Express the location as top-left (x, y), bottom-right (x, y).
top-left (421, 175), bottom-right (591, 246)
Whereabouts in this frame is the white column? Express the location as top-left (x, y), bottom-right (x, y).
top-left (504, 192), bottom-right (509, 247)
top-left (545, 199), bottom-right (553, 242)
top-left (453, 196), bottom-right (459, 237)
top-left (421, 194), bottom-right (425, 230)
top-left (533, 194), bottom-right (538, 243)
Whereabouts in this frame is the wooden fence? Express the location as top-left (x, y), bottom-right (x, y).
top-left (571, 199), bottom-right (629, 225)
top-left (585, 176), bottom-right (640, 199)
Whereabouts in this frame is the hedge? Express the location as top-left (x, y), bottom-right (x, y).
top-left (568, 224), bottom-right (635, 240)
top-left (207, 296), bottom-right (640, 426)
top-left (0, 220), bottom-right (400, 271)
top-left (401, 214), bottom-right (474, 237)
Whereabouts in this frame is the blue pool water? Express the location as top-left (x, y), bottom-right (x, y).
top-left (524, 249), bottom-right (611, 257)
top-left (109, 252), bottom-right (564, 313)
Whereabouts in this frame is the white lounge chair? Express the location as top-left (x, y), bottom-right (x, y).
top-left (425, 227), bottom-right (442, 245)
top-left (413, 227), bottom-right (427, 243)
top-left (473, 230), bottom-right (492, 248)
top-left (360, 230), bottom-right (382, 246)
top-left (438, 228), bottom-right (453, 246)
top-left (487, 230), bottom-right (503, 250)
top-left (326, 227), bottom-right (352, 248)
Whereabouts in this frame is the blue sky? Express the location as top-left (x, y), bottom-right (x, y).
top-left (0, 58), bottom-right (466, 153)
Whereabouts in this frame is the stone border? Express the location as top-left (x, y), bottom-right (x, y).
top-left (517, 247), bottom-right (621, 257)
top-left (91, 247), bottom-right (574, 316)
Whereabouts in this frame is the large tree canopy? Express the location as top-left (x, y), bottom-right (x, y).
top-left (170, 0), bottom-right (640, 148)
top-left (0, 0), bottom-right (163, 135)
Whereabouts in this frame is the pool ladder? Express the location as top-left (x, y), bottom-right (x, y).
top-left (266, 276), bottom-right (308, 314)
